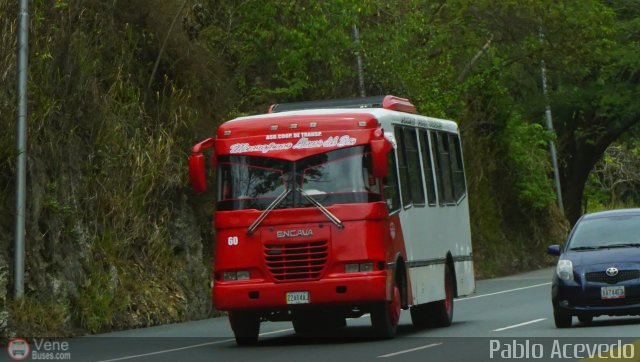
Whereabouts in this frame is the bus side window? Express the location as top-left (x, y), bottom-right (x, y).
top-left (403, 127), bottom-right (425, 206)
top-left (420, 130), bottom-right (437, 206)
top-left (394, 127), bottom-right (412, 208)
top-left (430, 131), bottom-right (444, 205)
top-left (436, 132), bottom-right (454, 204)
top-left (383, 149), bottom-right (401, 213)
top-left (449, 134), bottom-right (467, 200)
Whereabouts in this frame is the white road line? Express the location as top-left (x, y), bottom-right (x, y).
top-left (95, 328), bottom-right (294, 362)
top-left (259, 327), bottom-right (294, 336)
top-left (378, 343), bottom-right (442, 358)
top-left (456, 282), bottom-right (551, 301)
top-left (492, 318), bottom-right (547, 332)
top-left (95, 340), bottom-right (234, 362)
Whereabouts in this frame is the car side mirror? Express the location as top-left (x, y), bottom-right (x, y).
top-left (547, 244), bottom-right (561, 256)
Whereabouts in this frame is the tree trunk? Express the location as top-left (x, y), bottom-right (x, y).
top-left (559, 119), bottom-right (639, 225)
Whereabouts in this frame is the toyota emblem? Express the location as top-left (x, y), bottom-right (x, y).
top-left (605, 267), bottom-right (619, 277)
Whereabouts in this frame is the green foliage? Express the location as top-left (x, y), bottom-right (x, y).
top-left (1, 0), bottom-right (210, 337)
top-left (200, 0), bottom-right (359, 109)
top-left (584, 136), bottom-right (640, 210)
top-left (74, 266), bottom-right (126, 333)
top-left (501, 118), bottom-right (556, 210)
top-left (8, 297), bottom-right (70, 337)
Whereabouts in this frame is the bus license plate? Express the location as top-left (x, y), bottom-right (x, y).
top-left (601, 286), bottom-right (625, 300)
top-left (286, 291), bottom-right (310, 304)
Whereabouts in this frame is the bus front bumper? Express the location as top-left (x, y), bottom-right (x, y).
top-left (213, 273), bottom-right (388, 311)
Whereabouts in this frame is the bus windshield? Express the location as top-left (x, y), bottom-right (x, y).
top-left (217, 145), bottom-right (381, 211)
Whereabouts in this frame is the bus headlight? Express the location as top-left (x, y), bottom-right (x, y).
top-left (359, 262), bottom-right (374, 272)
top-left (556, 260), bottom-right (574, 281)
top-left (223, 271), bottom-right (250, 281)
top-left (236, 271), bottom-right (250, 280)
top-left (345, 264), bottom-right (360, 273)
top-left (345, 262), bottom-right (375, 273)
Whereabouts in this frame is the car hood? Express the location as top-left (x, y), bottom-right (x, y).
top-left (563, 248), bottom-right (640, 268)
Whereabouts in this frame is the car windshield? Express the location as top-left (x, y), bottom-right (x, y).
top-left (217, 145), bottom-right (381, 211)
top-left (568, 214), bottom-right (640, 250)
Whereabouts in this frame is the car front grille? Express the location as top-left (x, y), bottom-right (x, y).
top-left (264, 240), bottom-right (328, 282)
top-left (585, 270), bottom-right (640, 284)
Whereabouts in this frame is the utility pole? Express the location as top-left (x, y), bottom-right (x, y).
top-left (539, 30), bottom-right (564, 212)
top-left (15, 0), bottom-right (29, 298)
top-left (352, 25), bottom-right (365, 97)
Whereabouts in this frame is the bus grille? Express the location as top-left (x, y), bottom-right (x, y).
top-left (585, 270), bottom-right (640, 284)
top-left (264, 240), bottom-right (328, 282)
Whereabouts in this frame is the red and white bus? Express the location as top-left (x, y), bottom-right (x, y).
top-left (189, 95), bottom-right (474, 345)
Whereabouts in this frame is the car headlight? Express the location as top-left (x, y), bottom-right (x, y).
top-left (556, 259), bottom-right (574, 281)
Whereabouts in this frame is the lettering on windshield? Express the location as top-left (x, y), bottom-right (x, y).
top-left (230, 135), bottom-right (356, 154)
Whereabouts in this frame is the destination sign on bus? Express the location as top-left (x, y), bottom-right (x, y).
top-left (229, 135), bottom-right (357, 154)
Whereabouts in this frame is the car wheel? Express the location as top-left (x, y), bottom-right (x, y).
top-left (229, 311), bottom-right (260, 346)
top-left (578, 315), bottom-right (593, 323)
top-left (553, 308), bottom-right (572, 328)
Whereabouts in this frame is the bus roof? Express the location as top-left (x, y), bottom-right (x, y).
top-left (222, 108), bottom-right (459, 136)
top-left (268, 95), bottom-right (417, 114)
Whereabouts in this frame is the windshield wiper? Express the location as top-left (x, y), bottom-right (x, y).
top-left (247, 188), bottom-right (292, 235)
top-left (597, 243), bottom-right (640, 249)
top-left (297, 187), bottom-right (344, 229)
top-left (569, 246), bottom-right (597, 251)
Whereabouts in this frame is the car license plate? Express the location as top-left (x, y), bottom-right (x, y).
top-left (286, 291), bottom-right (310, 304)
top-left (601, 286), bottom-right (625, 300)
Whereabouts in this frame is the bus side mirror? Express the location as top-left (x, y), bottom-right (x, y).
top-left (189, 154), bottom-right (207, 192)
top-left (189, 137), bottom-right (216, 193)
top-left (371, 138), bottom-right (392, 178)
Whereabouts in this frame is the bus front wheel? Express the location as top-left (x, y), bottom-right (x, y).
top-left (371, 284), bottom-right (401, 338)
top-left (229, 311), bottom-right (260, 346)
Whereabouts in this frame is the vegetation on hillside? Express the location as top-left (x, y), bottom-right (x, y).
top-left (1, 0), bottom-right (638, 337)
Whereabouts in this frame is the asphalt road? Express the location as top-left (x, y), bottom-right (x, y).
top-left (10, 267), bottom-right (640, 362)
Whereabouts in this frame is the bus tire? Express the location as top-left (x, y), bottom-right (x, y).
top-left (430, 264), bottom-right (455, 327)
top-left (409, 303), bottom-right (430, 328)
top-left (229, 311), bottom-right (260, 346)
top-left (371, 283), bottom-right (401, 338)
